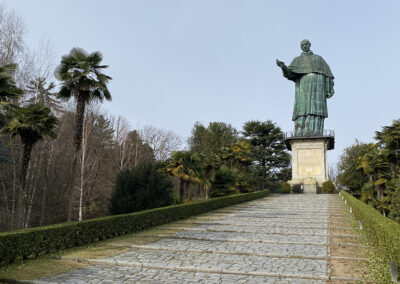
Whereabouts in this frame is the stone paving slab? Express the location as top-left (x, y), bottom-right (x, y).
top-left (42, 265), bottom-right (326, 284)
top-left (173, 230), bottom-right (328, 244)
top-left (191, 223), bottom-right (329, 235)
top-left (32, 194), bottom-right (367, 283)
top-left (105, 248), bottom-right (327, 277)
top-left (141, 236), bottom-right (329, 257)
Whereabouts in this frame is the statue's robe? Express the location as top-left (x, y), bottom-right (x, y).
top-left (282, 51), bottom-right (334, 136)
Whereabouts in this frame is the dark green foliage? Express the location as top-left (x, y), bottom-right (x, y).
top-left (291, 184), bottom-right (303, 194)
top-left (2, 103), bottom-right (58, 192)
top-left (54, 47), bottom-right (112, 152)
top-left (375, 119), bottom-right (400, 176)
top-left (280, 182), bottom-right (291, 194)
top-left (210, 166), bottom-right (237, 198)
top-left (389, 190), bottom-right (400, 222)
top-left (337, 142), bottom-right (370, 197)
top-left (322, 180), bottom-right (336, 194)
top-left (109, 163), bottom-right (174, 215)
top-left (164, 151), bottom-right (202, 201)
top-left (188, 122), bottom-right (238, 155)
top-left (0, 64), bottom-right (23, 128)
top-left (0, 190), bottom-right (269, 266)
top-left (316, 186), bottom-right (322, 194)
top-left (242, 120), bottom-right (290, 190)
top-left (341, 191), bottom-right (400, 265)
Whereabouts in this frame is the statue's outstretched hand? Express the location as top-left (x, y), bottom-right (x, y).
top-left (276, 59), bottom-right (286, 69)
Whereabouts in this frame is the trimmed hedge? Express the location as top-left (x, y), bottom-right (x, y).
top-left (322, 180), bottom-right (336, 193)
top-left (280, 182), bottom-right (291, 194)
top-left (0, 190), bottom-right (269, 266)
top-left (341, 191), bottom-right (400, 264)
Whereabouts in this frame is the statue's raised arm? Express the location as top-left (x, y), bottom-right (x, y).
top-left (277, 39), bottom-right (334, 137)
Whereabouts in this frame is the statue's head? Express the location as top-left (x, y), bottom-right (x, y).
top-left (300, 39), bottom-right (311, 52)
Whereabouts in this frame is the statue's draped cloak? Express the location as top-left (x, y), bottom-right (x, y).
top-left (282, 51), bottom-right (334, 122)
top-left (287, 52), bottom-right (334, 79)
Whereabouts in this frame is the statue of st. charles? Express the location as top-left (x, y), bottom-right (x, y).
top-left (276, 39), bottom-right (334, 137)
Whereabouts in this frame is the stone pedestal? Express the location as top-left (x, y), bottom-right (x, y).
top-left (284, 134), bottom-right (334, 193)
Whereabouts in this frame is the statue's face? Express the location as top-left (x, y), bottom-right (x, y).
top-left (301, 41), bottom-right (311, 52)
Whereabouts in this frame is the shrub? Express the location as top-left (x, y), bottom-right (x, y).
top-left (322, 180), bottom-right (336, 194)
top-left (109, 163), bottom-right (174, 215)
top-left (210, 166), bottom-right (237, 198)
top-left (292, 184), bottom-right (303, 194)
top-left (341, 191), bottom-right (400, 277)
top-left (280, 182), bottom-right (291, 194)
top-left (0, 190), bottom-right (269, 266)
top-left (389, 191), bottom-right (400, 223)
top-left (316, 186), bottom-right (322, 194)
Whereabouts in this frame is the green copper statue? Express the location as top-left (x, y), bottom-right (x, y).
top-left (276, 39), bottom-right (334, 137)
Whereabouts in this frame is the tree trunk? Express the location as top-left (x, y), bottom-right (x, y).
top-left (67, 151), bottom-right (78, 222)
top-left (68, 94), bottom-right (85, 222)
top-left (74, 95), bottom-right (86, 152)
top-left (16, 142), bottom-right (34, 228)
top-left (25, 154), bottom-right (42, 228)
top-left (179, 179), bottom-right (184, 202)
top-left (21, 142), bottom-right (34, 191)
top-left (78, 118), bottom-right (88, 222)
top-left (11, 156), bottom-right (17, 230)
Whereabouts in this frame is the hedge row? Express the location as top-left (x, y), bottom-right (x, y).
top-left (0, 190), bottom-right (269, 266)
top-left (340, 191), bottom-right (400, 263)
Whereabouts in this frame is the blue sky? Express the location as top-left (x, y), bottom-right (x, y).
top-left (6, 0), bottom-right (400, 165)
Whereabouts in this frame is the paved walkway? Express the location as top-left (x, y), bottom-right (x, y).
top-left (35, 194), bottom-right (366, 283)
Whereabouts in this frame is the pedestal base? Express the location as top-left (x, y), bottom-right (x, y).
top-left (285, 136), bottom-right (334, 193)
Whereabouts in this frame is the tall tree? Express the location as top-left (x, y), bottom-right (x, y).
top-left (1, 103), bottom-right (57, 228)
top-left (337, 141), bottom-right (371, 197)
top-left (242, 120), bottom-right (290, 189)
top-left (164, 151), bottom-right (202, 201)
top-left (375, 119), bottom-right (400, 176)
top-left (358, 145), bottom-right (391, 200)
top-left (55, 48), bottom-right (111, 221)
top-left (2, 103), bottom-right (57, 190)
top-left (140, 125), bottom-right (182, 161)
top-left (54, 47), bottom-right (112, 152)
top-left (188, 122), bottom-right (238, 155)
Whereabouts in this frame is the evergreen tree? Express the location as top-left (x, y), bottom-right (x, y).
top-left (109, 163), bottom-right (174, 214)
top-left (242, 120), bottom-right (290, 189)
top-left (188, 122), bottom-right (238, 155)
top-left (337, 141), bottom-right (371, 197)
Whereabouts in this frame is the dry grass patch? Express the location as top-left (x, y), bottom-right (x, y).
top-left (331, 235), bottom-right (359, 244)
top-left (328, 196), bottom-right (369, 280)
top-left (329, 258), bottom-right (369, 280)
top-left (330, 244), bottom-right (365, 258)
top-left (0, 259), bottom-right (86, 280)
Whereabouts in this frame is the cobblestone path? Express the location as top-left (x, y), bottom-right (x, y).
top-left (35, 194), bottom-right (366, 283)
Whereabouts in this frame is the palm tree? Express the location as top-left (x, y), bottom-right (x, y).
top-left (164, 151), bottom-right (202, 201)
top-left (0, 63), bottom-right (23, 128)
top-left (2, 103), bottom-right (58, 190)
top-left (199, 153), bottom-right (221, 199)
top-left (55, 48), bottom-right (111, 221)
top-left (54, 47), bottom-right (112, 152)
top-left (375, 119), bottom-right (400, 176)
top-left (358, 145), bottom-right (391, 200)
top-left (0, 63), bottom-right (22, 103)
